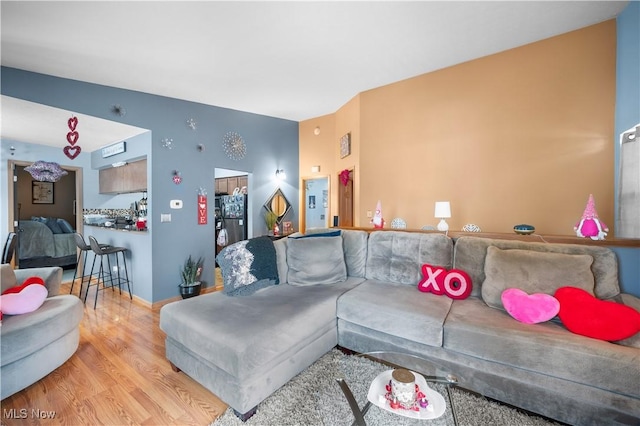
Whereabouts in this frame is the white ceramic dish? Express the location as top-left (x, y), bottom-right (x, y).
top-left (367, 369), bottom-right (446, 419)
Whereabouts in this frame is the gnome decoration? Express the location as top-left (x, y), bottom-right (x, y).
top-left (574, 194), bottom-right (608, 240)
top-left (371, 200), bottom-right (385, 229)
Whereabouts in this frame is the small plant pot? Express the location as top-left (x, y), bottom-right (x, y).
top-left (179, 282), bottom-right (202, 299)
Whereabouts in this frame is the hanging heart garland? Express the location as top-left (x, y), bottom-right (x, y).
top-left (64, 115), bottom-right (81, 159)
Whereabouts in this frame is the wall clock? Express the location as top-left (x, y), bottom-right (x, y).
top-left (223, 131), bottom-right (247, 160)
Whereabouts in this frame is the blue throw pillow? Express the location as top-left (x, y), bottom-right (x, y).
top-left (57, 218), bottom-right (74, 233)
top-left (216, 236), bottom-right (279, 296)
top-left (45, 217), bottom-right (63, 234)
top-left (289, 230), bottom-right (341, 239)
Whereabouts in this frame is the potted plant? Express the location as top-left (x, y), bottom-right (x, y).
top-left (178, 255), bottom-right (204, 299)
top-left (264, 211), bottom-right (278, 235)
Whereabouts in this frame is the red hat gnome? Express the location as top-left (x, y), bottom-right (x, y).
top-left (371, 200), bottom-right (385, 229)
top-left (574, 194), bottom-right (608, 240)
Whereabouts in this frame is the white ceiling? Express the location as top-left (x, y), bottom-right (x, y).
top-left (1, 95), bottom-right (149, 152)
top-left (0, 1), bottom-right (628, 150)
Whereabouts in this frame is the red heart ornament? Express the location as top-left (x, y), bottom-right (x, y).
top-left (64, 145), bottom-right (82, 160)
top-left (66, 131), bottom-right (80, 145)
top-left (555, 286), bottom-right (640, 341)
top-left (68, 116), bottom-right (78, 131)
top-left (501, 288), bottom-right (560, 324)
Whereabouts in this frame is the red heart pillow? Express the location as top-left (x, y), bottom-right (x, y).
top-left (555, 286), bottom-right (640, 341)
top-left (0, 276), bottom-right (47, 316)
top-left (2, 276), bottom-right (45, 294)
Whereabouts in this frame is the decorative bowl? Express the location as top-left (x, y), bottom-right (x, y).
top-left (513, 224), bottom-right (535, 235)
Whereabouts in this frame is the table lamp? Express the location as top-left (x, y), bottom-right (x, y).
top-left (435, 201), bottom-right (451, 232)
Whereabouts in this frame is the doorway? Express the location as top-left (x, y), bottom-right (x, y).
top-left (214, 168), bottom-right (251, 286)
top-left (302, 176), bottom-right (330, 231)
top-left (337, 168), bottom-right (354, 227)
top-left (8, 160), bottom-right (83, 267)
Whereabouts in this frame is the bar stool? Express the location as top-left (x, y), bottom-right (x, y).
top-left (70, 233), bottom-right (108, 296)
top-left (85, 236), bottom-right (132, 309)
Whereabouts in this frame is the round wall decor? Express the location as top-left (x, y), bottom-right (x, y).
top-left (223, 131), bottom-right (246, 160)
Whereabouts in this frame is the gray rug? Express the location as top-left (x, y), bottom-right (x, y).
top-left (212, 349), bottom-right (561, 426)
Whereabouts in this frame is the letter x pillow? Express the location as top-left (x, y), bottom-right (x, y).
top-left (555, 286), bottom-right (640, 341)
top-left (0, 276), bottom-right (48, 317)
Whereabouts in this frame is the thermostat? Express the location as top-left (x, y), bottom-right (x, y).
top-left (170, 200), bottom-right (183, 209)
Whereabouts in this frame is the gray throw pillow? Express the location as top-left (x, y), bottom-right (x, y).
top-left (481, 246), bottom-right (595, 310)
top-left (287, 235), bottom-right (347, 286)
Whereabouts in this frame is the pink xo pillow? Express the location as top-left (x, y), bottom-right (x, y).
top-left (555, 286), bottom-right (640, 341)
top-left (501, 288), bottom-right (560, 324)
top-left (0, 276), bottom-right (48, 316)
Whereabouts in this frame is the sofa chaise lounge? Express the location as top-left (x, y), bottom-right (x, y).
top-left (1, 264), bottom-right (84, 400)
top-left (159, 230), bottom-right (640, 425)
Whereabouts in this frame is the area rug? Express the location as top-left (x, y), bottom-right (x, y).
top-left (211, 349), bottom-right (561, 426)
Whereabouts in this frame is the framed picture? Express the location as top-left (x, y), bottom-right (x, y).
top-left (283, 221), bottom-right (293, 234)
top-left (340, 132), bottom-right (351, 158)
top-left (32, 181), bottom-right (54, 204)
top-left (308, 195), bottom-right (316, 209)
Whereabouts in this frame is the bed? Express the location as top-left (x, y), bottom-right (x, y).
top-left (17, 219), bottom-right (77, 269)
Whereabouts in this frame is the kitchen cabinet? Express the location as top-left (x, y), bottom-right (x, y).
top-left (215, 175), bottom-right (248, 195)
top-left (216, 178), bottom-right (228, 195)
top-left (99, 159), bottom-right (147, 194)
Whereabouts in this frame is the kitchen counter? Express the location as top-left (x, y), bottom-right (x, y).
top-left (84, 223), bottom-right (148, 233)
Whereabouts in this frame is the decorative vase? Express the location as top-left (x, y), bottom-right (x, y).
top-left (179, 282), bottom-right (202, 299)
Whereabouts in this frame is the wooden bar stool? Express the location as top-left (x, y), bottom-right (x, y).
top-left (85, 236), bottom-right (132, 309)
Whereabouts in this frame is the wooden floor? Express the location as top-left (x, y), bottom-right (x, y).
top-left (1, 278), bottom-right (228, 426)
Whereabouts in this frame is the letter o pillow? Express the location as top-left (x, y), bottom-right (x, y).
top-left (555, 286), bottom-right (640, 341)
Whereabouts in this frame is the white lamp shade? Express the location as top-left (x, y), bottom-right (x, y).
top-left (434, 201), bottom-right (451, 219)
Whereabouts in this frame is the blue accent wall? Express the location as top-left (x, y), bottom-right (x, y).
top-left (1, 67), bottom-right (299, 302)
top-left (614, 3), bottom-right (640, 297)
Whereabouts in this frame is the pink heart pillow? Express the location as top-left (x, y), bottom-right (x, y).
top-left (0, 279), bottom-right (48, 315)
top-left (501, 288), bottom-right (560, 324)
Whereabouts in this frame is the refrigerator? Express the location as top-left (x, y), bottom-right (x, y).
top-left (219, 194), bottom-right (248, 247)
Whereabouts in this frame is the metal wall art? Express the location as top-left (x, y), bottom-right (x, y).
top-left (223, 131), bottom-right (246, 160)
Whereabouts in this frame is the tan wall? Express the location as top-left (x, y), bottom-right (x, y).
top-left (300, 20), bottom-right (616, 235)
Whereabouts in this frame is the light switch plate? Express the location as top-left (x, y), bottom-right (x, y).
top-left (170, 200), bottom-right (183, 209)
top-left (161, 214), bottom-right (171, 222)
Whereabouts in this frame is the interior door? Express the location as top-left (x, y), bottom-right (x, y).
top-left (9, 161), bottom-right (82, 268)
top-left (337, 169), bottom-right (354, 227)
top-left (303, 177), bottom-right (329, 231)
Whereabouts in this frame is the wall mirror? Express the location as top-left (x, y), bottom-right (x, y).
top-left (264, 188), bottom-right (291, 223)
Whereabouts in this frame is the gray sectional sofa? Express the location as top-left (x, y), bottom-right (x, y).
top-left (159, 230), bottom-right (640, 425)
top-left (1, 264), bottom-right (84, 399)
